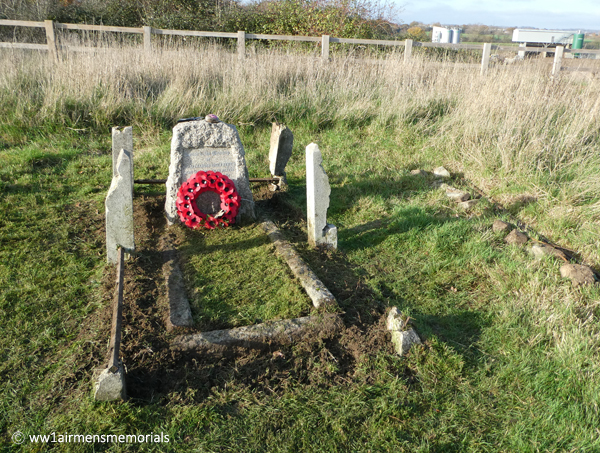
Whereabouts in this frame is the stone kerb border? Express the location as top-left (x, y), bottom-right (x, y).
top-left (261, 220), bottom-right (337, 308)
top-left (172, 314), bottom-right (344, 354)
top-left (166, 129), bottom-right (343, 353)
top-left (94, 247), bottom-right (127, 401)
top-left (168, 220), bottom-right (342, 353)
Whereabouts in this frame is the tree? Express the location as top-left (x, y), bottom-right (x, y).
top-left (406, 26), bottom-right (426, 42)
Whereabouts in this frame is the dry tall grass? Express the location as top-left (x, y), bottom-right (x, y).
top-left (1, 41), bottom-right (599, 260)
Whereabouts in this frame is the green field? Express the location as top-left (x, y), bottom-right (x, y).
top-left (1, 44), bottom-right (600, 452)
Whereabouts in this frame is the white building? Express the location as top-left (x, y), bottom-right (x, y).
top-left (431, 26), bottom-right (461, 44)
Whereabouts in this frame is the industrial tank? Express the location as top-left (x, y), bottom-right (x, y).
top-left (572, 33), bottom-right (585, 50)
top-left (451, 28), bottom-right (461, 44)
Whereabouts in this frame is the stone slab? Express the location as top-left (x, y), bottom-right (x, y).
top-left (306, 143), bottom-right (336, 249)
top-left (171, 314), bottom-right (344, 354)
top-left (269, 122), bottom-right (294, 179)
top-left (94, 363), bottom-right (126, 401)
top-left (105, 149), bottom-right (135, 264)
top-left (165, 119), bottom-right (255, 224)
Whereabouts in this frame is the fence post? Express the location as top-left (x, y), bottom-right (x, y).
top-left (44, 20), bottom-right (58, 62)
top-left (143, 26), bottom-right (152, 51)
top-left (404, 39), bottom-right (413, 62)
top-left (237, 30), bottom-right (245, 60)
top-left (480, 42), bottom-right (491, 76)
top-left (552, 45), bottom-right (564, 76)
top-left (322, 35), bottom-right (329, 61)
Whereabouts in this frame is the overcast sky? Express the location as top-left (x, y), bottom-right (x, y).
top-left (400, 0), bottom-right (600, 31)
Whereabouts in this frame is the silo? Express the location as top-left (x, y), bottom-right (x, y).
top-left (572, 32), bottom-right (584, 58)
top-left (572, 33), bottom-right (584, 49)
top-left (451, 28), bottom-right (461, 44)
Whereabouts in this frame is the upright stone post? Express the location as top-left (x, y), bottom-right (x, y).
top-left (404, 39), bottom-right (413, 62)
top-left (269, 122), bottom-right (294, 190)
top-left (306, 143), bottom-right (337, 249)
top-left (112, 126), bottom-right (133, 186)
top-left (105, 150), bottom-right (135, 264)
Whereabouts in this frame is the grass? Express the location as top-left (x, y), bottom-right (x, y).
top-left (1, 42), bottom-right (600, 451)
top-left (181, 223), bottom-right (313, 330)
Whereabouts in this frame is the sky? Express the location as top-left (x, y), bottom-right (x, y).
top-left (400, 0), bottom-right (600, 31)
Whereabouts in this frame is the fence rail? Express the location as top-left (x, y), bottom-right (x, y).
top-left (1, 19), bottom-right (599, 75)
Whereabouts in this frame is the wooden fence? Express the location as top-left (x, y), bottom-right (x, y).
top-left (1, 19), bottom-right (600, 76)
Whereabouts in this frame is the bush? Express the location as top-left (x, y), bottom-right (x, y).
top-left (227, 0), bottom-right (396, 39)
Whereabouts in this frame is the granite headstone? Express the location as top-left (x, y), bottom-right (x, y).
top-left (165, 119), bottom-right (255, 224)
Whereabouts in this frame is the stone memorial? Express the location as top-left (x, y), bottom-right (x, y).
top-left (269, 122), bottom-right (294, 188)
top-left (306, 143), bottom-right (337, 249)
top-left (165, 118), bottom-right (255, 225)
top-left (105, 149), bottom-right (135, 264)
